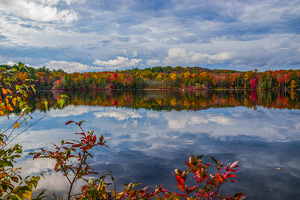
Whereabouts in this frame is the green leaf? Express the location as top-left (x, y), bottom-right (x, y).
top-left (132, 182), bottom-right (141, 187)
top-left (78, 120), bottom-right (85, 126)
top-left (0, 161), bottom-right (13, 167)
top-left (57, 99), bottom-right (65, 109)
top-left (196, 155), bottom-right (204, 160)
top-left (19, 101), bottom-right (26, 109)
top-left (99, 135), bottom-right (104, 142)
top-left (43, 99), bottom-right (48, 111)
top-left (211, 156), bottom-right (218, 164)
top-left (9, 196), bottom-right (18, 200)
top-left (31, 85), bottom-right (36, 93)
top-left (66, 149), bottom-right (71, 156)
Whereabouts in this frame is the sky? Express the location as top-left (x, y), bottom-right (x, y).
top-left (0, 0), bottom-right (300, 72)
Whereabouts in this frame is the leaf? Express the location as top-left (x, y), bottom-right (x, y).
top-left (2, 87), bottom-right (7, 94)
top-left (57, 99), bottom-right (65, 109)
top-left (0, 172), bottom-right (8, 179)
top-left (43, 99), bottom-right (48, 111)
top-left (14, 122), bottom-right (20, 129)
top-left (133, 182), bottom-right (141, 187)
top-left (211, 156), bottom-right (218, 164)
top-left (23, 190), bottom-right (32, 200)
top-left (65, 121), bottom-right (74, 125)
top-left (230, 161), bottom-right (239, 169)
top-left (0, 161), bottom-right (13, 167)
top-left (175, 175), bottom-right (184, 191)
top-left (30, 85), bottom-right (36, 93)
top-left (196, 155), bottom-right (204, 160)
top-left (116, 192), bottom-right (124, 199)
top-left (11, 177), bottom-right (19, 183)
top-left (60, 94), bottom-right (68, 98)
top-left (99, 135), bottom-right (104, 142)
top-left (78, 120), bottom-right (85, 126)
top-left (66, 149), bottom-right (71, 156)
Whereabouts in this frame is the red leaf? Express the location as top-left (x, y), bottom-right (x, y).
top-left (227, 174), bottom-right (236, 178)
top-left (75, 132), bottom-right (85, 136)
top-left (54, 163), bottom-right (59, 171)
top-left (65, 121), bottom-right (74, 125)
top-left (33, 154), bottom-right (41, 160)
top-left (175, 175), bottom-right (184, 191)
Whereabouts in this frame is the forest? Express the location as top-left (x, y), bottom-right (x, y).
top-left (1, 63), bottom-right (299, 91)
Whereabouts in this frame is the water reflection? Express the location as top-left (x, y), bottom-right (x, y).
top-left (1, 90), bottom-right (300, 199)
top-left (22, 90), bottom-right (300, 112)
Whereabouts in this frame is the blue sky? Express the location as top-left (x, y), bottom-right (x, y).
top-left (0, 0), bottom-right (300, 72)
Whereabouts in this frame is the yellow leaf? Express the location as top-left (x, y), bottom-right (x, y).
top-left (111, 190), bottom-right (116, 197)
top-left (0, 172), bottom-right (8, 179)
top-left (23, 190), bottom-right (32, 200)
top-left (11, 167), bottom-right (22, 172)
top-left (12, 98), bottom-right (17, 106)
top-left (6, 89), bottom-right (12, 94)
top-left (2, 88), bottom-right (7, 95)
top-left (14, 122), bottom-right (20, 129)
top-left (116, 192), bottom-right (124, 199)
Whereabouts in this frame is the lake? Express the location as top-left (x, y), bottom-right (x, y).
top-left (2, 90), bottom-right (300, 199)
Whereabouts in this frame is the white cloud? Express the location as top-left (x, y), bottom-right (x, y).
top-left (163, 112), bottom-right (234, 129)
top-left (132, 51), bottom-right (137, 57)
top-left (163, 48), bottom-right (234, 66)
top-left (93, 56), bottom-right (141, 70)
top-left (147, 111), bottom-right (160, 119)
top-left (94, 108), bottom-right (141, 121)
top-left (44, 60), bottom-right (89, 72)
top-left (49, 106), bottom-right (101, 117)
top-left (146, 59), bottom-right (161, 66)
top-left (1, 60), bottom-right (17, 66)
top-left (0, 0), bottom-right (79, 23)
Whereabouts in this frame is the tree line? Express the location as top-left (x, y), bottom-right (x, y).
top-left (1, 63), bottom-right (300, 91)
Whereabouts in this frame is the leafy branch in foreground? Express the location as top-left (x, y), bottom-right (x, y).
top-left (30, 121), bottom-right (110, 200)
top-left (73, 153), bottom-right (246, 200)
top-left (1, 62), bottom-right (68, 199)
top-left (0, 63), bottom-right (45, 199)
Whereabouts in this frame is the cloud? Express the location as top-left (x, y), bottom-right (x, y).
top-left (132, 51), bottom-right (137, 57)
top-left (163, 48), bottom-right (234, 66)
top-left (1, 60), bottom-right (17, 66)
top-left (49, 105), bottom-right (102, 117)
top-left (93, 56), bottom-right (141, 70)
top-left (44, 60), bottom-right (89, 72)
top-left (163, 112), bottom-right (235, 129)
top-left (0, 0), bottom-right (79, 23)
top-left (94, 108), bottom-right (141, 121)
top-left (146, 59), bottom-right (161, 66)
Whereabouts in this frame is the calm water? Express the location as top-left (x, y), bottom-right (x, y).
top-left (2, 90), bottom-right (300, 199)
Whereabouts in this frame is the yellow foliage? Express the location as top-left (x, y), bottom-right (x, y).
top-left (170, 73), bottom-right (177, 81)
top-left (184, 71), bottom-right (191, 78)
top-left (2, 88), bottom-right (7, 94)
top-left (290, 80), bottom-right (297, 89)
top-left (170, 98), bottom-right (177, 106)
top-left (156, 74), bottom-right (162, 81)
top-left (23, 190), bottom-right (32, 200)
